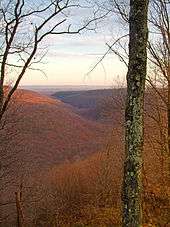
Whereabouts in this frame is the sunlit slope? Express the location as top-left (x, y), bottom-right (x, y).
top-left (2, 89), bottom-right (107, 172)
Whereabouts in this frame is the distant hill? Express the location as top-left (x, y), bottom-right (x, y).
top-left (51, 87), bottom-right (169, 192)
top-left (21, 85), bottom-right (111, 96)
top-left (52, 89), bottom-right (113, 108)
top-left (52, 88), bottom-right (126, 122)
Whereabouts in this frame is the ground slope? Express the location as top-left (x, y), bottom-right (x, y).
top-left (1, 89), bottom-right (108, 174)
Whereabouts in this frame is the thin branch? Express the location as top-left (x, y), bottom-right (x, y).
top-left (86, 34), bottom-right (129, 76)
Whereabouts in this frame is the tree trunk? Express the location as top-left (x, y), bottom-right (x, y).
top-left (0, 85), bottom-right (4, 121)
top-left (166, 7), bottom-right (170, 171)
top-left (168, 83), bottom-right (170, 148)
top-left (122, 0), bottom-right (149, 226)
top-left (168, 63), bottom-right (170, 180)
top-left (15, 184), bottom-right (25, 227)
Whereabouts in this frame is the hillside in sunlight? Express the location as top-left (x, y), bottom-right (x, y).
top-left (0, 88), bottom-right (169, 226)
top-left (1, 89), bottom-right (109, 175)
top-left (50, 88), bottom-right (169, 224)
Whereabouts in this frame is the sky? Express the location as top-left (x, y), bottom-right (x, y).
top-left (21, 32), bottom-right (127, 86)
top-left (5, 0), bottom-right (128, 86)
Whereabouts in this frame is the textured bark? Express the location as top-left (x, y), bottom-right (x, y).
top-left (122, 0), bottom-right (149, 226)
top-left (168, 34), bottom-right (170, 156)
top-left (168, 65), bottom-right (170, 180)
top-left (168, 82), bottom-right (170, 147)
top-left (15, 184), bottom-right (25, 227)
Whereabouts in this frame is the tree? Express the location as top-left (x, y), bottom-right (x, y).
top-left (0, 0), bottom-right (109, 122)
top-left (0, 0), bottom-right (110, 222)
top-left (88, 0), bottom-right (168, 224)
top-left (147, 0), bottom-right (170, 181)
top-left (122, 0), bottom-right (149, 226)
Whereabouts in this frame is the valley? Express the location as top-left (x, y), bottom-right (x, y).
top-left (0, 87), bottom-right (169, 226)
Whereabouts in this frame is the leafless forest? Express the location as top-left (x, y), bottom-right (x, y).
top-left (0, 0), bottom-right (169, 226)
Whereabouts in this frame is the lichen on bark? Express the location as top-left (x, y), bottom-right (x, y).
top-left (122, 0), bottom-right (149, 226)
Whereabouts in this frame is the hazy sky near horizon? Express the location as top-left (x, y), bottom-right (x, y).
top-left (9, 0), bottom-right (128, 86)
top-left (21, 33), bottom-right (127, 86)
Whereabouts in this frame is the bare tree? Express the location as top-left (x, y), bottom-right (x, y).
top-left (0, 1), bottom-right (111, 224)
top-left (0, 0), bottom-right (109, 122)
top-left (147, 0), bottom-right (170, 175)
top-left (122, 1), bottom-right (149, 226)
top-left (15, 183), bottom-right (24, 227)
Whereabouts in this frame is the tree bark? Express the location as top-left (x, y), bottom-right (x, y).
top-left (168, 63), bottom-right (170, 180)
top-left (122, 0), bottom-right (149, 226)
top-left (168, 83), bottom-right (170, 149)
top-left (15, 184), bottom-right (24, 227)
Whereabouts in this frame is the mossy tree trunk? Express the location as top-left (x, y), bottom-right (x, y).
top-left (122, 0), bottom-right (149, 226)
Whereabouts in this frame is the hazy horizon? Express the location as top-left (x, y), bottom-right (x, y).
top-left (20, 84), bottom-right (114, 94)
